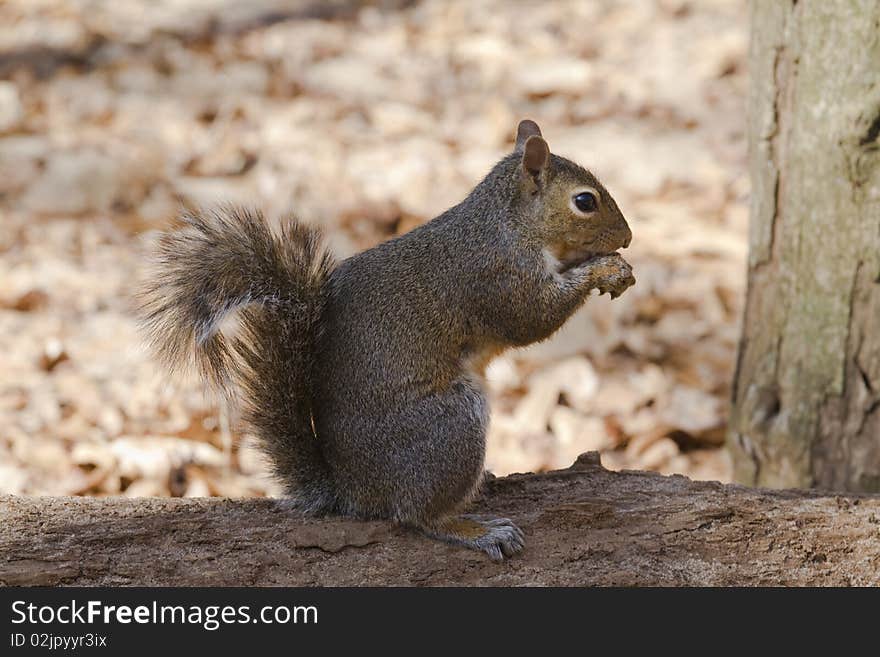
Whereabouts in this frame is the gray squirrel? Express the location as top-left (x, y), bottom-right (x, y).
top-left (139, 120), bottom-right (634, 561)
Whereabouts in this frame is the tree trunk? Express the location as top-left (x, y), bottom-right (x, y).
top-left (729, 1), bottom-right (880, 490)
top-left (3, 454), bottom-right (880, 586)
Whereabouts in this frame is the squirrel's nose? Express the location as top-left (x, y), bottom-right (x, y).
top-left (622, 225), bottom-right (632, 249)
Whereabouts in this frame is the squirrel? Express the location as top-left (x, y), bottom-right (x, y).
top-left (138, 120), bottom-right (634, 561)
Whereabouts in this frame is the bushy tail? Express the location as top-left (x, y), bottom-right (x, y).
top-left (138, 206), bottom-right (337, 512)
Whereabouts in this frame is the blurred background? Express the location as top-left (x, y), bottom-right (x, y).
top-left (0, 0), bottom-right (747, 498)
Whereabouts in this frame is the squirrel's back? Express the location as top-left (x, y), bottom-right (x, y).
top-left (316, 210), bottom-right (488, 402)
top-left (313, 154), bottom-right (538, 408)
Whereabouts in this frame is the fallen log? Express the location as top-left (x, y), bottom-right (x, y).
top-left (2, 453), bottom-right (879, 586)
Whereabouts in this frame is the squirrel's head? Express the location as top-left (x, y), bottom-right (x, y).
top-left (510, 119), bottom-right (632, 270)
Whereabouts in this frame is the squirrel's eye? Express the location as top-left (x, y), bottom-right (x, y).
top-left (573, 191), bottom-right (598, 213)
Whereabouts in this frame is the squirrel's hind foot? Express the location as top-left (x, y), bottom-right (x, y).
top-left (421, 515), bottom-right (525, 562)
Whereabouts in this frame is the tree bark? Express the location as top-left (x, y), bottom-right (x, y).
top-left (729, 1), bottom-right (880, 490)
top-left (2, 454), bottom-right (880, 586)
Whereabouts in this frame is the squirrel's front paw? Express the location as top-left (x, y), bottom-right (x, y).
top-left (582, 253), bottom-right (635, 299)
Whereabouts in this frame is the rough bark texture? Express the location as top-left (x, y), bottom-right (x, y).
top-left (730, 0), bottom-right (880, 490)
top-left (2, 454), bottom-right (880, 586)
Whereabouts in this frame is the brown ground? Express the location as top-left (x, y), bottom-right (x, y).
top-left (4, 455), bottom-right (880, 586)
top-left (0, 0), bottom-right (748, 498)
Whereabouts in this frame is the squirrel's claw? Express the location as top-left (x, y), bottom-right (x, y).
top-left (471, 517), bottom-right (524, 561)
top-left (432, 515), bottom-right (525, 562)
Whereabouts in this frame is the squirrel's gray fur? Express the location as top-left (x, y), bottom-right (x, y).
top-left (138, 120), bottom-right (634, 561)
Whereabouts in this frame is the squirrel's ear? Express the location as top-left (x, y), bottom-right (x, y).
top-left (515, 119), bottom-right (543, 152)
top-left (521, 134), bottom-right (550, 184)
